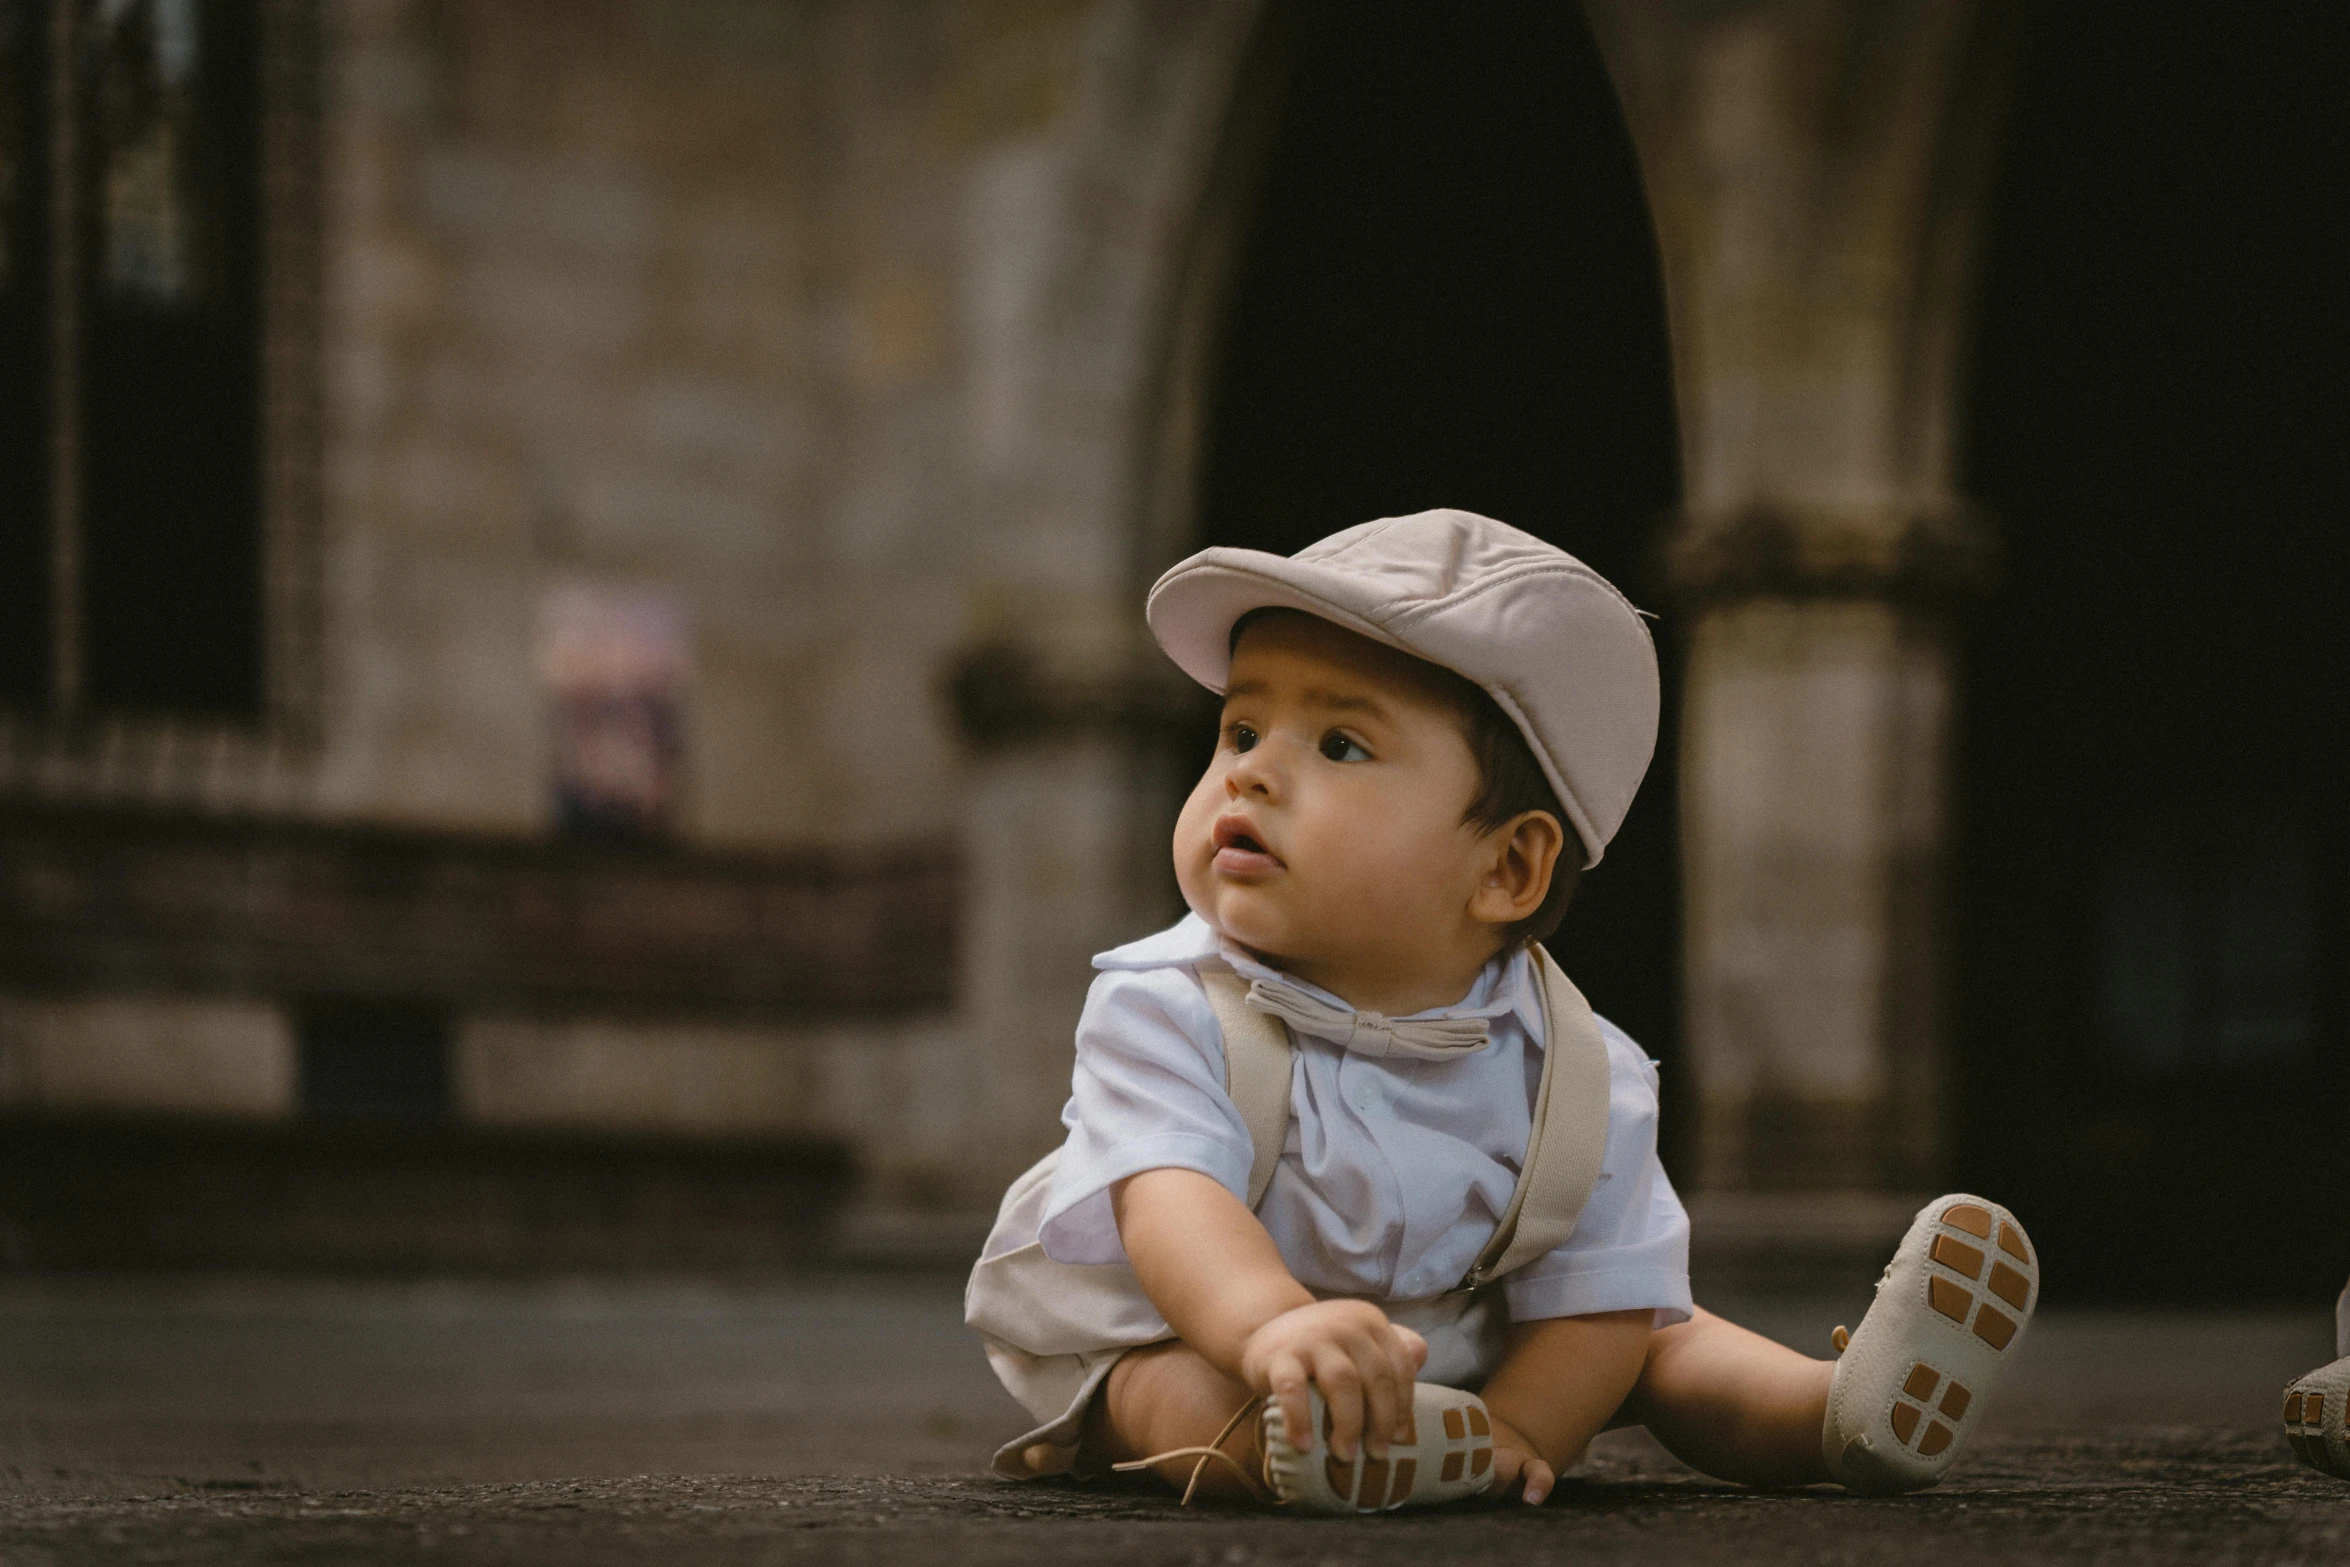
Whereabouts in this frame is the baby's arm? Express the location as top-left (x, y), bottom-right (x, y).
top-left (1476, 1309), bottom-right (1654, 1504)
top-left (1113, 1167), bottom-right (1426, 1461)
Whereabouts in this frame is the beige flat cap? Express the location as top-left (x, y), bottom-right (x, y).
top-left (1147, 508), bottom-right (1657, 867)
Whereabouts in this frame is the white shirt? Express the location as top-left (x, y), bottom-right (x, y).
top-left (1034, 914), bottom-right (1694, 1326)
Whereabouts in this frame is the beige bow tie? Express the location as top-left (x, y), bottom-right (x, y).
top-left (1241, 976), bottom-right (1507, 1061)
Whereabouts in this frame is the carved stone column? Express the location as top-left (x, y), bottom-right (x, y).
top-left (1582, 1), bottom-right (2017, 1224)
top-left (1676, 577), bottom-right (1962, 1193)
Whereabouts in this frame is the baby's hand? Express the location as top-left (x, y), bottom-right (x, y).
top-left (1483, 1409), bottom-right (1560, 1505)
top-left (1239, 1300), bottom-right (1428, 1463)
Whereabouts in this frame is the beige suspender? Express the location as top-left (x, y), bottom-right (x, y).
top-left (1199, 968), bottom-right (1295, 1209)
top-left (1463, 946), bottom-right (1613, 1285)
top-left (1198, 947), bottom-right (1614, 1284)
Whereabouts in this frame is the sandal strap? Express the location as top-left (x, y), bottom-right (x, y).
top-left (1110, 1396), bottom-right (1270, 1505)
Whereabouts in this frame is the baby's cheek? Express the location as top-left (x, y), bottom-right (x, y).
top-left (1170, 829), bottom-right (1216, 912)
top-left (1301, 842), bottom-right (1416, 923)
top-left (1170, 783), bottom-right (1220, 870)
top-left (1319, 825), bottom-right (1469, 925)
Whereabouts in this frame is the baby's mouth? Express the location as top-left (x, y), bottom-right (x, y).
top-left (1211, 816), bottom-right (1282, 872)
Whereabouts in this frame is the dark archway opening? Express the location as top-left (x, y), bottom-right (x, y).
top-left (1194, 1), bottom-right (1685, 1162)
top-left (1956, 3), bottom-right (2349, 1302)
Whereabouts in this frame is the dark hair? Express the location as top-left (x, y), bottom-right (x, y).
top-left (1229, 608), bottom-right (1583, 948)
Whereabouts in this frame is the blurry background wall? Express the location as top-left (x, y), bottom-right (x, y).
top-left (1, 0), bottom-right (1263, 1262)
top-left (0, 0), bottom-right (2341, 1299)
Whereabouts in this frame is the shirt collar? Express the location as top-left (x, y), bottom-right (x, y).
top-left (1091, 913), bottom-right (1221, 971)
top-left (1091, 916), bottom-right (1546, 1045)
top-left (1218, 938), bottom-right (1544, 1044)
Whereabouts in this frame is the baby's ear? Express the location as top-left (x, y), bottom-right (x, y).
top-left (1472, 811), bottom-right (1564, 925)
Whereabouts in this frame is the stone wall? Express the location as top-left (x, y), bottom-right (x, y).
top-left (1, 0), bottom-right (1265, 1216)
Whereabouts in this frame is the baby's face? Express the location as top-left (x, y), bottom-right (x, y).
top-left (1173, 613), bottom-right (1506, 1013)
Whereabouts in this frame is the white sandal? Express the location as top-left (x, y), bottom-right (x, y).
top-left (1821, 1194), bottom-right (2039, 1495)
top-left (1263, 1382), bottom-right (1498, 1512)
top-left (2283, 1357), bottom-right (2350, 1479)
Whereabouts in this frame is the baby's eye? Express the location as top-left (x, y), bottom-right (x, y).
top-left (1318, 731), bottom-right (1370, 762)
top-left (1228, 722), bottom-right (1259, 753)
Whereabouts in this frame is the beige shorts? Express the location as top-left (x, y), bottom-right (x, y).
top-left (968, 1151), bottom-right (1514, 1481)
top-left (976, 1287), bottom-right (1514, 1481)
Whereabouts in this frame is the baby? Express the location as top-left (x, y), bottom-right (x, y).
top-left (968, 510), bottom-right (2039, 1510)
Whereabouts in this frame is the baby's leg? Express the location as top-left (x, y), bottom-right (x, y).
top-left (1081, 1339), bottom-right (1270, 1501)
top-left (1616, 1307), bottom-right (1834, 1487)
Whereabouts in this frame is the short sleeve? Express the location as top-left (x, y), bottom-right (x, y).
top-left (1501, 1021), bottom-right (1694, 1327)
top-left (1035, 965), bottom-right (1258, 1264)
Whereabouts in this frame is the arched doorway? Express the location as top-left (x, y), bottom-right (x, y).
top-left (1190, 0), bottom-right (1685, 1153)
top-left (1954, 2), bottom-right (2349, 1300)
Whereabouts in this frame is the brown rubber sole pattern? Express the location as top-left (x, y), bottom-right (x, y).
top-left (1886, 1201), bottom-right (2037, 1463)
top-left (2283, 1379), bottom-right (2350, 1479)
top-left (1924, 1202), bottom-right (2033, 1351)
top-left (1321, 1398), bottom-right (1491, 1509)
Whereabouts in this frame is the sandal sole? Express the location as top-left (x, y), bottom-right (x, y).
top-left (2283, 1358), bottom-right (2350, 1480)
top-left (1266, 1384), bottom-right (1496, 1512)
top-left (1826, 1195), bottom-right (2038, 1493)
top-left (1885, 1200), bottom-right (2037, 1463)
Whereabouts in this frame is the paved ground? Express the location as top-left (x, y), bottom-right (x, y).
top-left (2, 1272), bottom-right (2343, 1564)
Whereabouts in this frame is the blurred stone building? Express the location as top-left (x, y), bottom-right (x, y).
top-left (1, 0), bottom-right (2340, 1295)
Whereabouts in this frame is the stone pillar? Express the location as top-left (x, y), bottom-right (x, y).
top-left (1582, 1), bottom-right (2017, 1229)
top-left (1679, 594), bottom-right (1956, 1192)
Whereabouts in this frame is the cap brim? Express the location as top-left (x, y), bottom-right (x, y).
top-left (1146, 553), bottom-right (1416, 694)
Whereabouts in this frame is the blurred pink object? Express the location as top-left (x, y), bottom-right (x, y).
top-left (536, 583), bottom-right (690, 839)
